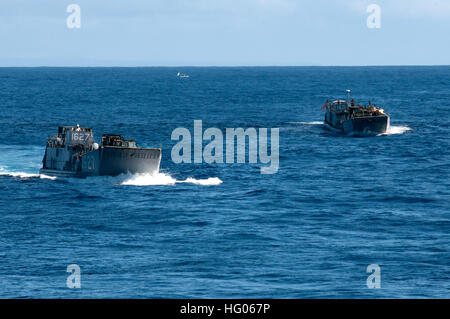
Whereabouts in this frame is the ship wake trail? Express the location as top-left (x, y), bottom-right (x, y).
top-left (0, 145), bottom-right (57, 180)
top-left (119, 172), bottom-right (223, 186)
top-left (0, 168), bottom-right (56, 180)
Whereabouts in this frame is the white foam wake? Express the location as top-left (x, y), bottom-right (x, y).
top-left (120, 172), bottom-right (223, 186)
top-left (381, 125), bottom-right (412, 136)
top-left (0, 170), bottom-right (56, 180)
top-left (182, 177), bottom-right (223, 186)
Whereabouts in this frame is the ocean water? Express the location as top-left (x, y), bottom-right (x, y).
top-left (0, 66), bottom-right (449, 298)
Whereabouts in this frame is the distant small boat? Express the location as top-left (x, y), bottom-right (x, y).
top-left (177, 72), bottom-right (189, 78)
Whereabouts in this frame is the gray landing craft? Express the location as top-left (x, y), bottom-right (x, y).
top-left (40, 125), bottom-right (161, 177)
top-left (322, 90), bottom-right (390, 136)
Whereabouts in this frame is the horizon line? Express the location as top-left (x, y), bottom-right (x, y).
top-left (0, 64), bottom-right (449, 68)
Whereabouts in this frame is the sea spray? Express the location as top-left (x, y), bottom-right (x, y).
top-left (374, 125), bottom-right (412, 136)
top-left (181, 177), bottom-right (223, 186)
top-left (120, 172), bottom-right (222, 186)
top-left (0, 170), bottom-right (57, 180)
top-left (383, 125), bottom-right (412, 135)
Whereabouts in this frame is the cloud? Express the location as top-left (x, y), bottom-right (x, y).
top-left (0, 0), bottom-right (301, 18)
top-left (341, 0), bottom-right (450, 18)
top-left (2, 0), bottom-right (449, 19)
top-left (396, 0), bottom-right (450, 18)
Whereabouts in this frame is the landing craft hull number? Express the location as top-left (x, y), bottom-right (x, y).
top-left (71, 132), bottom-right (90, 143)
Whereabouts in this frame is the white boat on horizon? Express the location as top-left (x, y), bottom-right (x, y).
top-left (177, 72), bottom-right (189, 78)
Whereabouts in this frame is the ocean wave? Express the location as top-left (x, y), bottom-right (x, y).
top-left (120, 172), bottom-right (223, 186)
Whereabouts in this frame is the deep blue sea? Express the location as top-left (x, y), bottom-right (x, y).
top-left (0, 67), bottom-right (449, 298)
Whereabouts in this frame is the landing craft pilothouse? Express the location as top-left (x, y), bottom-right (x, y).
top-left (40, 125), bottom-right (162, 177)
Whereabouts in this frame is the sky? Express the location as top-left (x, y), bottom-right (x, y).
top-left (1, 0), bottom-right (450, 66)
